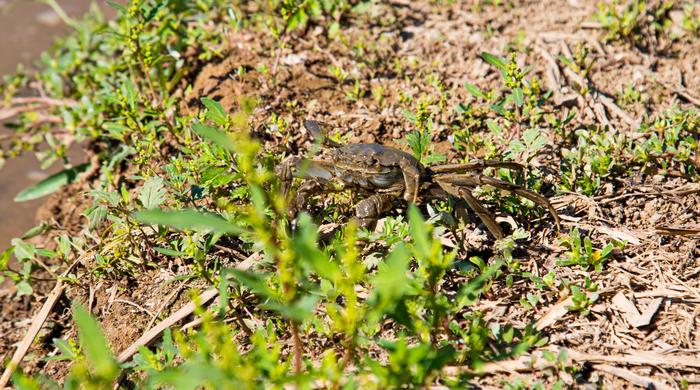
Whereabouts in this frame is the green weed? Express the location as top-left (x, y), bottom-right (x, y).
top-left (594, 0), bottom-right (675, 49)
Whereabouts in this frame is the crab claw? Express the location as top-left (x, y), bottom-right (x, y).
top-left (304, 119), bottom-right (342, 148)
top-left (276, 156), bottom-right (301, 197)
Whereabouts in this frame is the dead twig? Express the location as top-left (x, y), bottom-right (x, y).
top-left (655, 225), bottom-right (700, 237)
top-left (0, 257), bottom-right (83, 388)
top-left (597, 93), bottom-right (639, 128)
top-left (145, 281), bottom-right (187, 330)
top-left (444, 346), bottom-right (700, 388)
top-left (116, 253), bottom-right (259, 364)
top-left (592, 364), bottom-right (674, 390)
top-left (116, 287), bottom-right (220, 363)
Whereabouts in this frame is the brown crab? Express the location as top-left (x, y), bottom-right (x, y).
top-left (276, 120), bottom-right (560, 239)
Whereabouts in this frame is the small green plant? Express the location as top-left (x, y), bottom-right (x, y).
top-left (371, 83), bottom-right (385, 107)
top-left (558, 43), bottom-right (596, 94)
top-left (594, 0), bottom-right (675, 49)
top-left (328, 64), bottom-right (348, 86)
top-left (403, 97), bottom-right (446, 165)
top-left (633, 108), bottom-right (699, 175)
top-left (456, 52), bottom-right (551, 161)
top-left (682, 2), bottom-right (700, 34)
top-left (567, 278), bottom-right (600, 316)
top-left (556, 228), bottom-right (622, 271)
top-left (616, 82), bottom-right (642, 108)
top-left (345, 78), bottom-right (366, 101)
top-left (559, 126), bottom-right (624, 195)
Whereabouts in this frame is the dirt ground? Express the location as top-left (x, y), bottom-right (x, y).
top-left (2, 0), bottom-right (700, 388)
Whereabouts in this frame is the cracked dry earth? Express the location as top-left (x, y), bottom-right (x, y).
top-left (2, 0), bottom-right (700, 387)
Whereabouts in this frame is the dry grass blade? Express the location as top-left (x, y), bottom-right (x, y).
top-left (536, 297), bottom-right (573, 330)
top-left (597, 94), bottom-right (639, 128)
top-left (612, 291), bottom-right (641, 323)
top-left (633, 298), bottom-right (663, 328)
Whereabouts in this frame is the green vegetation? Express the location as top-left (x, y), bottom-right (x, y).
top-left (594, 0), bottom-right (675, 48)
top-left (1, 0), bottom-right (698, 388)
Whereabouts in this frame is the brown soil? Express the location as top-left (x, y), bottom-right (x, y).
top-left (2, 0), bottom-right (700, 388)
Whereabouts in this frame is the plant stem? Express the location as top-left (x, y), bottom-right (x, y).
top-left (39, 0), bottom-right (79, 29)
top-left (290, 320), bottom-right (303, 373)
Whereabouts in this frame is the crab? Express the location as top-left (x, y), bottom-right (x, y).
top-left (276, 120), bottom-right (561, 239)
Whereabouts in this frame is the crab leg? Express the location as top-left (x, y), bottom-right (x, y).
top-left (276, 156), bottom-right (301, 197)
top-left (436, 181), bottom-right (504, 239)
top-left (303, 119), bottom-right (342, 148)
top-left (429, 160), bottom-right (524, 174)
top-left (352, 194), bottom-right (395, 230)
top-left (399, 159), bottom-right (422, 203)
top-left (276, 156), bottom-right (339, 219)
top-left (436, 174), bottom-right (561, 230)
top-left (289, 179), bottom-right (328, 219)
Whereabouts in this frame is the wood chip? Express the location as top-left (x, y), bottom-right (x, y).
top-left (612, 291), bottom-right (641, 324)
top-left (632, 298), bottom-right (664, 328)
top-left (536, 297), bottom-right (573, 330)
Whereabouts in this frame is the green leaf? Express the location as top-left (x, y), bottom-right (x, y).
top-left (154, 247), bottom-right (186, 257)
top-left (402, 109), bottom-right (417, 123)
top-left (84, 205), bottom-right (108, 230)
top-left (139, 177), bottom-right (167, 209)
top-left (36, 248), bottom-right (57, 258)
top-left (191, 122), bottom-right (236, 152)
top-left (508, 140), bottom-right (526, 153)
top-left (200, 166), bottom-right (236, 188)
top-left (200, 97), bottom-right (228, 126)
top-left (10, 373), bottom-right (42, 390)
top-left (408, 205), bottom-right (430, 260)
top-left (0, 247), bottom-right (13, 270)
top-left (465, 83), bottom-right (488, 99)
top-left (106, 0), bottom-right (127, 13)
top-left (133, 209), bottom-right (241, 235)
top-left (122, 79), bottom-right (137, 109)
top-left (90, 189), bottom-right (120, 207)
top-left (21, 222), bottom-right (51, 239)
top-left (50, 338), bottom-right (77, 361)
top-left (368, 243), bottom-right (412, 323)
top-left (14, 163), bottom-right (90, 202)
top-left (16, 281), bottom-right (33, 296)
top-left (456, 260), bottom-right (503, 309)
top-left (263, 295), bottom-right (319, 322)
top-left (73, 303), bottom-right (119, 380)
top-left (102, 122), bottom-right (130, 141)
top-left (226, 269), bottom-right (277, 298)
top-left (512, 88), bottom-right (524, 107)
top-left (489, 103), bottom-right (506, 116)
top-left (480, 52), bottom-right (507, 73)
top-left (11, 238), bottom-right (35, 260)
top-left (293, 214), bottom-right (340, 282)
top-left (486, 119), bottom-right (502, 135)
